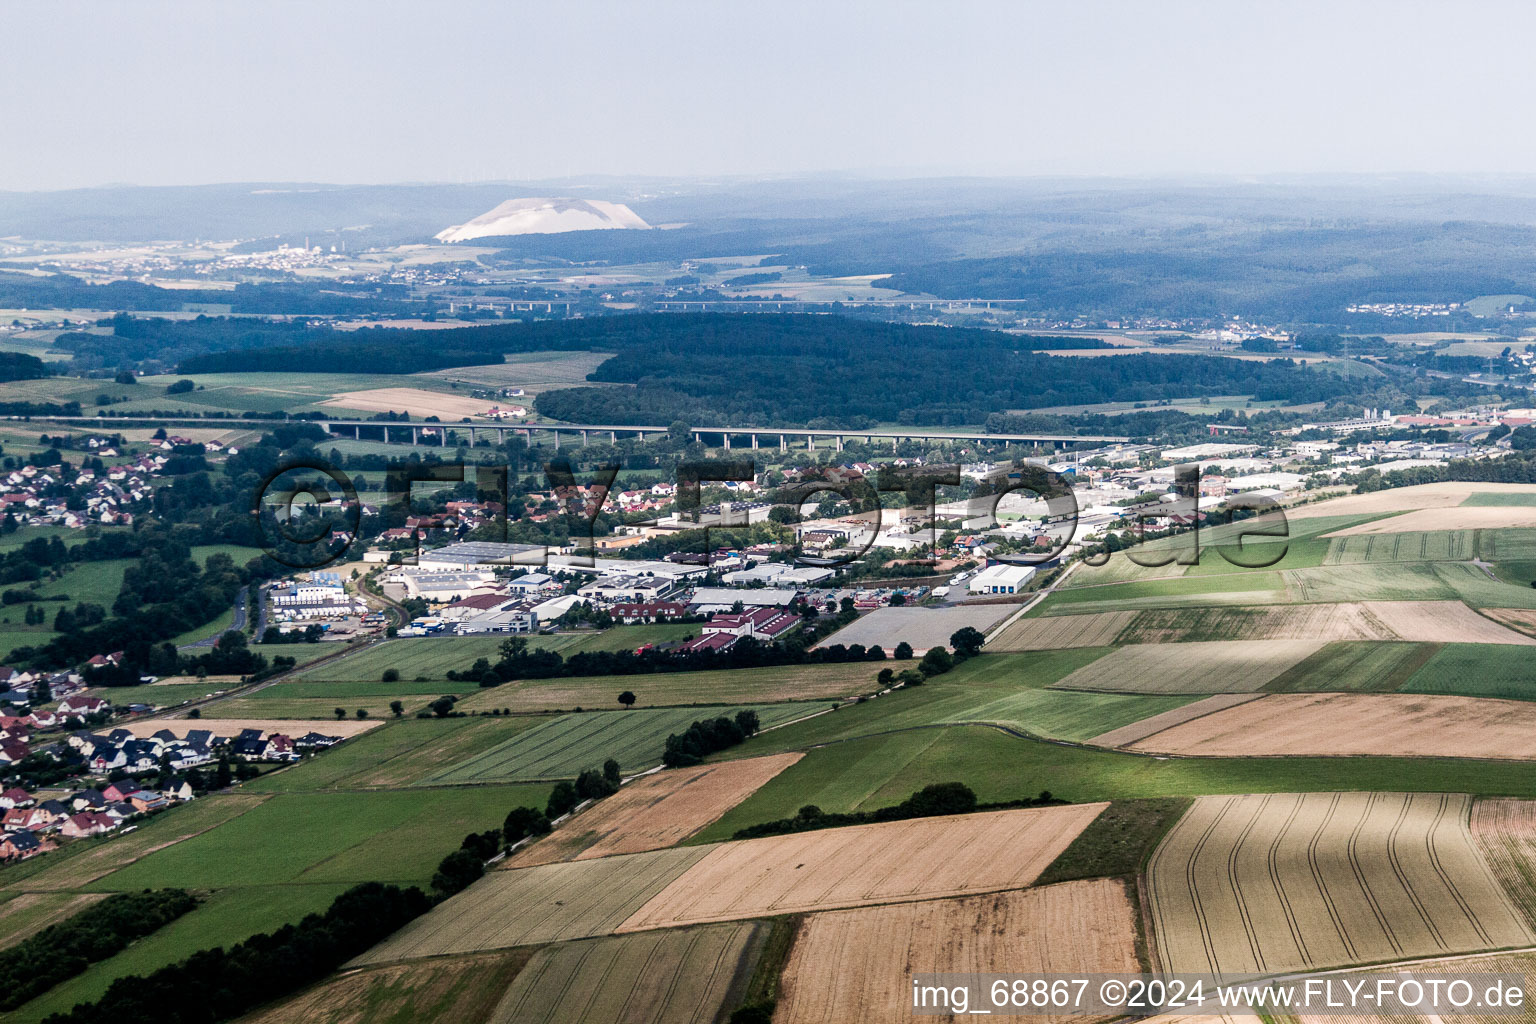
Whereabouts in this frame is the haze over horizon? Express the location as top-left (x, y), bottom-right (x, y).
top-left (9, 0), bottom-right (1536, 193)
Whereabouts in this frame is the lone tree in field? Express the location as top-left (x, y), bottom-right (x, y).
top-left (389, 700), bottom-right (404, 717)
top-left (950, 627), bottom-right (985, 659)
top-left (618, 690), bottom-right (637, 709)
top-left (355, 708), bottom-right (368, 719)
top-left (381, 668), bottom-right (399, 682)
top-left (894, 641), bottom-right (914, 660)
top-left (333, 707), bottom-right (346, 720)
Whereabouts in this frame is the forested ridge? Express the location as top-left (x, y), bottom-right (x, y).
top-left (171, 312), bottom-right (1354, 427)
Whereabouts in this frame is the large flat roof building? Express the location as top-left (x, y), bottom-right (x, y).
top-left (417, 541), bottom-right (549, 570)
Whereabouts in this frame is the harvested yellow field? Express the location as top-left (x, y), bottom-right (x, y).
top-left (1131, 693), bottom-right (1536, 759)
top-left (350, 846), bottom-right (712, 965)
top-left (487, 922), bottom-right (764, 1024)
top-left (776, 881), bottom-right (1139, 1024)
top-left (1471, 799), bottom-right (1536, 924)
top-left (989, 611), bottom-right (1135, 651)
top-left (1288, 483), bottom-right (1536, 520)
top-left (1480, 608), bottom-right (1536, 639)
top-left (1088, 693), bottom-right (1264, 748)
top-left (1295, 951), bottom-right (1536, 1024)
top-left (1117, 603), bottom-right (1395, 644)
top-left (240, 950), bottom-right (530, 1024)
top-left (617, 803), bottom-right (1105, 931)
top-left (1327, 505), bottom-right (1536, 534)
top-left (1362, 600), bottom-right (1536, 646)
top-left (1147, 792), bottom-right (1533, 976)
top-left (322, 387), bottom-right (497, 419)
top-left (507, 754), bottom-right (803, 868)
top-left (1049, 640), bottom-right (1325, 694)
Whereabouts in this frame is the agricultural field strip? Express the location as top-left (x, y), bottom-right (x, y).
top-left (1322, 531), bottom-right (1473, 564)
top-left (3, 794), bottom-right (269, 892)
top-left (1471, 799), bottom-right (1536, 926)
top-left (486, 922), bottom-right (763, 1024)
top-left (1088, 694), bottom-right (1265, 748)
top-left (990, 611), bottom-right (1137, 651)
top-left (1146, 792), bottom-right (1534, 977)
top-left (1129, 693), bottom-right (1536, 760)
top-left (616, 803), bottom-right (1106, 931)
top-left (349, 847), bottom-right (714, 965)
top-left (775, 881), bottom-right (1139, 1024)
top-left (1325, 507), bottom-right (1536, 536)
top-left (507, 754), bottom-right (805, 868)
top-left (1285, 483), bottom-right (1536, 521)
top-left (421, 703), bottom-right (822, 784)
top-left (1114, 604), bottom-right (1396, 645)
top-left (1047, 640), bottom-right (1326, 695)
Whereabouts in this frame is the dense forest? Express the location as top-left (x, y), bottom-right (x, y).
top-left (0, 272), bottom-right (426, 318)
top-left (0, 352), bottom-right (50, 382)
top-left (876, 222), bottom-right (1536, 324)
top-left (171, 312), bottom-right (1359, 427)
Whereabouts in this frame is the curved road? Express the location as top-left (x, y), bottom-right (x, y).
top-left (178, 585), bottom-right (249, 650)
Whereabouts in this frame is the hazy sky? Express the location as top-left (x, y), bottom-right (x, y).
top-left (6, 0), bottom-right (1534, 191)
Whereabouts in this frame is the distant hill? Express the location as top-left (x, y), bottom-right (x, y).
top-left (435, 197), bottom-right (650, 242)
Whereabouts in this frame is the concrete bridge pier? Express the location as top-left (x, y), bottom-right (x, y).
top-left (779, 434), bottom-right (786, 452)
top-left (751, 434), bottom-right (759, 450)
top-left (410, 426), bottom-right (419, 444)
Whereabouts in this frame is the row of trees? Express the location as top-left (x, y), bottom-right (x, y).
top-left (38, 882), bottom-right (430, 1024)
top-left (0, 889), bottom-right (198, 1010)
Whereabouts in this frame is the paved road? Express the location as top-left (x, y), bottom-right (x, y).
top-left (178, 585), bottom-right (248, 649)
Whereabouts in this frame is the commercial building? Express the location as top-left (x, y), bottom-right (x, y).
top-left (417, 541), bottom-right (550, 570)
top-left (967, 563), bottom-right (1037, 595)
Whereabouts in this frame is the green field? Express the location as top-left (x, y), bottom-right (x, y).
top-left (249, 717), bottom-right (549, 793)
top-left (1181, 537), bottom-right (1330, 576)
top-left (1466, 493), bottom-right (1536, 507)
top-left (88, 786), bottom-right (548, 891)
top-left (202, 688), bottom-right (469, 720)
top-left (422, 703), bottom-right (826, 784)
top-left (693, 725), bottom-right (1536, 842)
top-left (85, 681), bottom-right (230, 707)
top-left (1263, 641), bottom-right (1438, 692)
top-left (1322, 531), bottom-right (1472, 564)
top-left (0, 795), bottom-right (268, 893)
top-left (453, 661), bottom-right (885, 713)
top-left (7, 885), bottom-right (352, 1024)
top-left (1436, 561), bottom-right (1536, 609)
top-left (682, 650), bottom-right (1208, 752)
top-left (1041, 572), bottom-right (1287, 615)
top-left (298, 626), bottom-right (701, 684)
top-left (1282, 562), bottom-right (1455, 603)
top-left (1400, 643), bottom-right (1536, 700)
